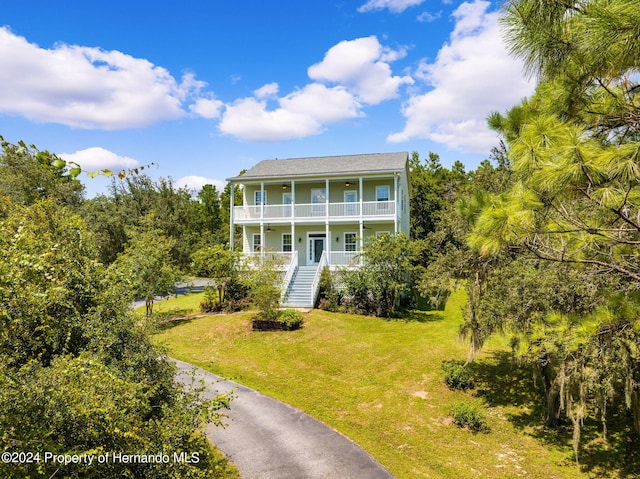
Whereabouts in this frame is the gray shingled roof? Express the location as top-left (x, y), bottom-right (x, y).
top-left (227, 152), bottom-right (408, 181)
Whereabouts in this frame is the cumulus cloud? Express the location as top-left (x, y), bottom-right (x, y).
top-left (358, 0), bottom-right (426, 13)
top-left (308, 36), bottom-right (413, 105)
top-left (176, 175), bottom-right (226, 193)
top-left (387, 0), bottom-right (535, 153)
top-left (254, 82), bottom-right (279, 99)
top-left (59, 147), bottom-right (139, 171)
top-left (219, 36), bottom-right (409, 142)
top-left (219, 84), bottom-right (362, 141)
top-left (190, 97), bottom-right (223, 119)
top-left (0, 27), bottom-right (215, 129)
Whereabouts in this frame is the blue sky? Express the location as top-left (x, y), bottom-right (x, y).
top-left (0, 0), bottom-right (534, 196)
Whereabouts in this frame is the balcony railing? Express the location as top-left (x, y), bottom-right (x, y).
top-left (234, 201), bottom-right (395, 222)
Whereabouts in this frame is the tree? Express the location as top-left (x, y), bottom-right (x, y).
top-left (0, 195), bottom-right (232, 479)
top-left (0, 199), bottom-right (100, 368)
top-left (82, 175), bottom-right (210, 269)
top-left (242, 254), bottom-right (284, 320)
top-left (464, 0), bottom-right (640, 453)
top-left (196, 184), bottom-right (222, 235)
top-left (342, 233), bottom-right (416, 317)
top-left (0, 136), bottom-right (84, 207)
top-left (111, 229), bottom-right (182, 317)
top-left (191, 245), bottom-right (240, 304)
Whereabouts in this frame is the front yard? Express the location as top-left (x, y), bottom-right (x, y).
top-left (152, 290), bottom-right (623, 479)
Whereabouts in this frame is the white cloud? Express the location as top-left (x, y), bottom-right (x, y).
top-left (190, 97), bottom-right (223, 119)
top-left (417, 10), bottom-right (442, 22)
top-left (60, 147), bottom-right (139, 171)
top-left (219, 83), bottom-right (362, 141)
top-left (280, 83), bottom-right (362, 123)
top-left (308, 36), bottom-right (413, 105)
top-left (176, 175), bottom-right (226, 193)
top-left (219, 97), bottom-right (324, 142)
top-left (0, 27), bottom-right (214, 129)
top-left (254, 82), bottom-right (279, 98)
top-left (358, 0), bottom-right (426, 13)
top-left (388, 0), bottom-right (535, 153)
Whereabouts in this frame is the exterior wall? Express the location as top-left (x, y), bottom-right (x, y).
top-left (243, 222), bottom-right (397, 266)
top-left (233, 166), bottom-right (411, 262)
top-left (243, 178), bottom-right (397, 206)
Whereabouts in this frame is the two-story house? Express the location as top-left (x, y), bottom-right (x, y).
top-left (227, 152), bottom-right (411, 307)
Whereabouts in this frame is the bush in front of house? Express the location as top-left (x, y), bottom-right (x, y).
top-left (279, 309), bottom-right (304, 330)
top-left (252, 309), bottom-right (304, 331)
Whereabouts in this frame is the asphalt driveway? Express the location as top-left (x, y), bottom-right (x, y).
top-left (172, 359), bottom-right (396, 479)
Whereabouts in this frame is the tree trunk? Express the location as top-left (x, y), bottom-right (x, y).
top-left (539, 351), bottom-right (562, 427)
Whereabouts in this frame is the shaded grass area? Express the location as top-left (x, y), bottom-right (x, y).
top-left (153, 290), bottom-right (634, 479)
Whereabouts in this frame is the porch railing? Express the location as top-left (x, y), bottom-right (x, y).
top-left (242, 251), bottom-right (293, 269)
top-left (280, 251), bottom-right (298, 298)
top-left (328, 251), bottom-right (359, 267)
top-left (234, 200), bottom-right (395, 221)
top-left (310, 250), bottom-right (328, 307)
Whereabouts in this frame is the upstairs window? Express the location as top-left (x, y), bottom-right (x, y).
top-left (254, 190), bottom-right (267, 205)
top-left (376, 185), bottom-right (390, 202)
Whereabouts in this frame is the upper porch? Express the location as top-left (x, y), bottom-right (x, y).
top-left (231, 175), bottom-right (405, 225)
top-left (233, 200), bottom-right (396, 223)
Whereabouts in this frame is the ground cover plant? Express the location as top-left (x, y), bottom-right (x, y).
top-left (152, 289), bottom-right (637, 478)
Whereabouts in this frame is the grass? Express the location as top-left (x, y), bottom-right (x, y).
top-left (152, 290), bottom-right (635, 479)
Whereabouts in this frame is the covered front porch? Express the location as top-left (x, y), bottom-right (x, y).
top-left (241, 223), bottom-right (392, 268)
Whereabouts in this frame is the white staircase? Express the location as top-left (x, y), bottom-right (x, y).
top-left (282, 266), bottom-right (317, 308)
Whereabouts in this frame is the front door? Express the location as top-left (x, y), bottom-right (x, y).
top-left (308, 235), bottom-right (325, 264)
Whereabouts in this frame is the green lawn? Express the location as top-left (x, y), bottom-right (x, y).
top-left (152, 291), bottom-right (626, 479)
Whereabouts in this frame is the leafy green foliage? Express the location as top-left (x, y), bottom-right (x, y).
top-left (278, 309), bottom-right (304, 330)
top-left (451, 401), bottom-right (490, 432)
top-left (466, 0), bottom-right (640, 457)
top-left (0, 136), bottom-right (84, 207)
top-left (442, 360), bottom-right (475, 391)
top-left (191, 245), bottom-right (240, 305)
top-left (110, 230), bottom-right (182, 317)
top-left (242, 253), bottom-right (284, 320)
top-left (0, 194), bottom-right (234, 479)
top-left (341, 233), bottom-right (417, 317)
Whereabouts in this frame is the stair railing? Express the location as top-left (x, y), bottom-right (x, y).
top-left (310, 250), bottom-right (328, 308)
top-left (280, 250), bottom-right (298, 301)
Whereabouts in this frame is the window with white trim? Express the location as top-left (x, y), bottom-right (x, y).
top-left (282, 233), bottom-right (292, 252)
top-left (252, 234), bottom-right (261, 252)
top-left (254, 190), bottom-right (267, 205)
top-left (376, 185), bottom-right (390, 202)
top-left (344, 233), bottom-right (357, 252)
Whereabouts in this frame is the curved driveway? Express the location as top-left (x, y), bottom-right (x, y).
top-left (173, 359), bottom-right (395, 479)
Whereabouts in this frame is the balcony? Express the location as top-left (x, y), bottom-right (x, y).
top-left (233, 201), bottom-right (396, 223)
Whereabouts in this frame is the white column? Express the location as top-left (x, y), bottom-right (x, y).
top-left (325, 178), bottom-right (329, 219)
top-left (359, 177), bottom-right (363, 219)
top-left (325, 221), bottom-right (330, 260)
top-left (394, 173), bottom-right (399, 234)
top-left (359, 220), bottom-right (364, 266)
top-left (260, 182), bottom-right (265, 219)
top-left (242, 225), bottom-right (247, 253)
top-left (229, 183), bottom-right (235, 251)
top-left (291, 222), bottom-right (296, 263)
top-left (291, 180), bottom-right (296, 219)
top-left (260, 223), bottom-right (265, 257)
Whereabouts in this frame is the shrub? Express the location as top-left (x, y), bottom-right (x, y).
top-left (442, 359), bottom-right (475, 391)
top-left (279, 309), bottom-right (304, 330)
top-left (200, 286), bottom-right (222, 313)
top-left (451, 401), bottom-right (490, 432)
